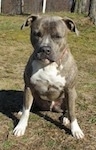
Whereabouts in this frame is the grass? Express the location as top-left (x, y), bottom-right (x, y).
top-left (0, 12), bottom-right (96, 150)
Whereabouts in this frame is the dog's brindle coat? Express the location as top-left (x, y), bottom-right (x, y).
top-left (13, 15), bottom-right (84, 139)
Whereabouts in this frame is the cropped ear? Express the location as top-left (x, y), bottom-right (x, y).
top-left (63, 18), bottom-right (79, 36)
top-left (21, 14), bottom-right (39, 30)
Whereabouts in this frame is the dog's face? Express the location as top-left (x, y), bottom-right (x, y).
top-left (21, 15), bottom-right (78, 64)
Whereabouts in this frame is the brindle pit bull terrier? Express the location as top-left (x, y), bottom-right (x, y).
top-left (13, 15), bottom-right (84, 139)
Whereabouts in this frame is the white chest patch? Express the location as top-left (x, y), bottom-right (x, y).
top-left (31, 61), bottom-right (66, 85)
top-left (30, 61), bottom-right (66, 100)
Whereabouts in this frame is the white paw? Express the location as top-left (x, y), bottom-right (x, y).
top-left (71, 119), bottom-right (84, 139)
top-left (13, 109), bottom-right (30, 137)
top-left (13, 122), bottom-right (27, 137)
top-left (63, 117), bottom-right (70, 126)
top-left (18, 110), bottom-right (23, 116)
top-left (13, 114), bottom-right (28, 137)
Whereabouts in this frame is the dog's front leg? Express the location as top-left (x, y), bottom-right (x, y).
top-left (13, 86), bottom-right (33, 137)
top-left (66, 87), bottom-right (84, 139)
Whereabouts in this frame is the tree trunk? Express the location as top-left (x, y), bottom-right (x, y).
top-left (73, 0), bottom-right (88, 14)
top-left (89, 0), bottom-right (96, 25)
top-left (74, 0), bottom-right (82, 13)
top-left (81, 0), bottom-right (88, 13)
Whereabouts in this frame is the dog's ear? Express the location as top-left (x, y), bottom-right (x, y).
top-left (21, 15), bottom-right (39, 30)
top-left (63, 18), bottom-right (79, 36)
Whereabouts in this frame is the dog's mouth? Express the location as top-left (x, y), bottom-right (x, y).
top-left (36, 52), bottom-right (55, 64)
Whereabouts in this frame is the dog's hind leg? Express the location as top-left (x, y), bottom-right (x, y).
top-left (13, 86), bottom-right (33, 137)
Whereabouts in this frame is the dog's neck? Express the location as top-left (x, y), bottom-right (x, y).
top-left (56, 46), bottom-right (68, 66)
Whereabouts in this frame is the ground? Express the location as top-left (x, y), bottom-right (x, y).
top-left (0, 12), bottom-right (96, 150)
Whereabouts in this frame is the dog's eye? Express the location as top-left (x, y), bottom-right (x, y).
top-left (33, 31), bottom-right (42, 37)
top-left (51, 34), bottom-right (62, 39)
top-left (56, 35), bottom-right (62, 38)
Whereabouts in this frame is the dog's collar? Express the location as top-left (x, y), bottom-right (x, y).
top-left (56, 46), bottom-right (68, 65)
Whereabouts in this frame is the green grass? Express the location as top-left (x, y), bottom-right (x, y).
top-left (0, 12), bottom-right (96, 150)
top-left (3, 141), bottom-right (13, 150)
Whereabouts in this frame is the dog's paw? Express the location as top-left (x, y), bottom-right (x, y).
top-left (63, 117), bottom-right (70, 126)
top-left (17, 110), bottom-right (23, 116)
top-left (13, 122), bottom-right (27, 137)
top-left (71, 119), bottom-right (84, 139)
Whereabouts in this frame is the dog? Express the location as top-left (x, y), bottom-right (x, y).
top-left (13, 14), bottom-right (84, 139)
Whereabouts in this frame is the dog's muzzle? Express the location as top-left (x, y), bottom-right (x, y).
top-left (36, 46), bottom-right (55, 62)
top-left (39, 46), bottom-right (51, 55)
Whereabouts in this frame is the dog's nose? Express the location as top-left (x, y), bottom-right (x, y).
top-left (39, 46), bottom-right (51, 55)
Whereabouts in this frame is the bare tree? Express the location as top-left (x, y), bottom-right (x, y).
top-left (72, 0), bottom-right (96, 24)
top-left (73, 0), bottom-right (88, 14)
top-left (89, 0), bottom-right (96, 25)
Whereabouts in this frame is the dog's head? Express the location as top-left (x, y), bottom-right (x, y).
top-left (21, 15), bottom-right (78, 64)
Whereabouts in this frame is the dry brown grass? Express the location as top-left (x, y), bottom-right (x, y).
top-left (0, 13), bottom-right (96, 150)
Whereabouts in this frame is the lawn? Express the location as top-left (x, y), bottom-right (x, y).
top-left (0, 12), bottom-right (96, 150)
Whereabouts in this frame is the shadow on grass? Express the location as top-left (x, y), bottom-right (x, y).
top-left (0, 90), bottom-right (71, 135)
top-left (34, 111), bottom-right (71, 135)
top-left (0, 90), bottom-right (23, 127)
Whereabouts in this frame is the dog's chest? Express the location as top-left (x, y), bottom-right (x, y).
top-left (30, 61), bottom-right (66, 101)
